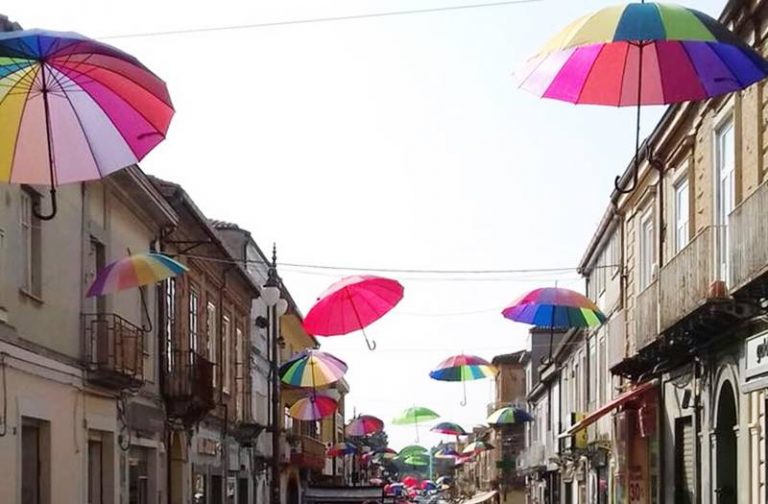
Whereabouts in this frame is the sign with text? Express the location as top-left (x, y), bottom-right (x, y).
top-left (744, 331), bottom-right (768, 391)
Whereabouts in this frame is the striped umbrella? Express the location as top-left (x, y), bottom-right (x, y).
top-left (429, 354), bottom-right (498, 406)
top-left (461, 441), bottom-right (494, 455)
top-left (87, 253), bottom-right (187, 297)
top-left (486, 406), bottom-right (534, 426)
top-left (345, 415), bottom-right (384, 437)
top-left (430, 422), bottom-right (467, 436)
top-left (392, 406), bottom-right (440, 442)
top-left (288, 393), bottom-right (337, 421)
top-left (518, 2), bottom-right (768, 193)
top-left (279, 349), bottom-right (347, 388)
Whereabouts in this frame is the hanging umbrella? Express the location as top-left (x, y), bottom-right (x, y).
top-left (327, 441), bottom-right (357, 457)
top-left (288, 393), bottom-right (338, 421)
top-left (303, 275), bottom-right (404, 350)
top-left (87, 253), bottom-right (187, 297)
top-left (279, 349), bottom-right (348, 388)
top-left (434, 447), bottom-right (460, 459)
top-left (403, 454), bottom-right (430, 467)
top-left (401, 476), bottom-right (420, 488)
top-left (345, 415), bottom-right (385, 437)
top-left (429, 354), bottom-right (498, 406)
top-left (398, 445), bottom-right (428, 457)
top-left (502, 287), bottom-right (605, 359)
top-left (518, 2), bottom-right (768, 193)
top-left (461, 441), bottom-right (494, 455)
top-left (420, 480), bottom-right (437, 491)
top-left (430, 422), bottom-right (467, 436)
top-left (0, 29), bottom-right (173, 219)
top-left (372, 452), bottom-right (397, 464)
top-left (486, 406), bottom-right (534, 426)
top-left (392, 407), bottom-right (440, 442)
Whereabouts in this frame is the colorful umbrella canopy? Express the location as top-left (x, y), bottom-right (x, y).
top-left (372, 452), bottom-right (397, 464)
top-left (0, 29), bottom-right (174, 219)
top-left (461, 441), bottom-right (494, 455)
top-left (288, 394), bottom-right (338, 421)
top-left (430, 422), bottom-right (467, 436)
top-left (434, 447), bottom-right (460, 459)
top-left (398, 445), bottom-right (428, 457)
top-left (486, 406), bottom-right (534, 425)
top-left (429, 354), bottom-right (498, 406)
top-left (401, 476), bottom-right (419, 488)
top-left (403, 454), bottom-right (430, 467)
top-left (502, 287), bottom-right (605, 328)
top-left (518, 2), bottom-right (768, 193)
top-left (345, 415), bottom-right (384, 437)
top-left (303, 275), bottom-right (404, 350)
top-left (327, 441), bottom-right (357, 457)
top-left (279, 349), bottom-right (348, 388)
top-left (420, 480), bottom-right (437, 491)
top-left (87, 253), bottom-right (187, 297)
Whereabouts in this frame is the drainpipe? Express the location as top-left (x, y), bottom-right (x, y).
top-left (219, 266), bottom-right (233, 501)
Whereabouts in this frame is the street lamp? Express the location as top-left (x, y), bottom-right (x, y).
top-left (264, 245), bottom-right (288, 504)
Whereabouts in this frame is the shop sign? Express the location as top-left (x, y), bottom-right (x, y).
top-left (744, 331), bottom-right (768, 391)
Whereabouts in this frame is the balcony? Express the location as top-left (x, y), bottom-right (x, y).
top-left (162, 350), bottom-right (215, 426)
top-left (290, 434), bottom-right (326, 472)
top-left (730, 181), bottom-right (768, 295)
top-left (83, 313), bottom-right (144, 390)
top-left (606, 310), bottom-right (626, 370)
top-left (634, 282), bottom-right (658, 350)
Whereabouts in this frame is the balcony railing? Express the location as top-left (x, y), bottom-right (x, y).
top-left (162, 350), bottom-right (215, 425)
top-left (290, 434), bottom-right (326, 472)
top-left (83, 313), bottom-right (144, 389)
top-left (730, 181), bottom-right (768, 293)
top-left (659, 226), bottom-right (717, 332)
top-left (634, 282), bottom-right (658, 350)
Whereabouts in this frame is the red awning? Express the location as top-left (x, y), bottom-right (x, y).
top-left (561, 379), bottom-right (658, 437)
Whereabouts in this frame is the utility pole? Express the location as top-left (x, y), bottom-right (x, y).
top-left (263, 245), bottom-right (282, 504)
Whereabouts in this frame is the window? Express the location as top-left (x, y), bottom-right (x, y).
top-left (164, 278), bottom-right (176, 372)
top-left (223, 315), bottom-right (231, 394)
top-left (20, 188), bottom-right (42, 297)
top-left (598, 335), bottom-right (606, 406)
top-left (588, 337), bottom-right (596, 407)
top-left (189, 288), bottom-right (200, 356)
top-left (639, 207), bottom-right (655, 290)
top-left (715, 118), bottom-right (735, 283)
top-left (674, 177), bottom-right (690, 253)
top-left (206, 302), bottom-right (218, 387)
top-left (235, 325), bottom-right (244, 419)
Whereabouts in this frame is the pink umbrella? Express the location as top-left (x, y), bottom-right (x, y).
top-left (303, 275), bottom-right (404, 350)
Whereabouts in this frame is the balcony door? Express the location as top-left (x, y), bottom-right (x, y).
top-left (714, 118), bottom-right (735, 285)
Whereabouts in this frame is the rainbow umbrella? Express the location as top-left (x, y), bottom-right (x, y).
top-left (303, 275), bottom-right (404, 350)
top-left (461, 441), bottom-right (494, 455)
top-left (518, 2), bottom-right (768, 193)
top-left (288, 393), bottom-right (337, 421)
top-left (279, 349), bottom-right (348, 388)
top-left (87, 253), bottom-right (187, 297)
top-left (434, 447), bottom-right (460, 459)
top-left (486, 406), bottom-right (534, 426)
top-left (345, 415), bottom-right (384, 437)
top-left (430, 422), bottom-right (467, 436)
top-left (429, 354), bottom-right (498, 406)
top-left (0, 29), bottom-right (173, 219)
top-left (327, 441), bottom-right (357, 457)
top-left (503, 287), bottom-right (605, 358)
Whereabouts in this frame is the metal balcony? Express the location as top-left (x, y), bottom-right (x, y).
top-left (162, 350), bottom-right (215, 426)
top-left (634, 281), bottom-right (658, 351)
top-left (83, 313), bottom-right (144, 390)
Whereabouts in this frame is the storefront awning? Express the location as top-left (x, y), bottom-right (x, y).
top-left (461, 490), bottom-right (498, 504)
top-left (560, 379), bottom-right (658, 437)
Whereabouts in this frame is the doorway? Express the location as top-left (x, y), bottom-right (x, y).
top-left (714, 382), bottom-right (737, 503)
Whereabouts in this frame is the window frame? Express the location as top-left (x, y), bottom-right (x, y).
top-left (222, 313), bottom-right (231, 394)
top-left (20, 187), bottom-right (42, 298)
top-left (188, 287), bottom-right (200, 358)
top-left (638, 205), bottom-right (656, 291)
top-left (673, 174), bottom-right (690, 254)
top-left (206, 301), bottom-right (218, 387)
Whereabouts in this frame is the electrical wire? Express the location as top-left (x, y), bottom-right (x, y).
top-left (102, 0), bottom-right (543, 40)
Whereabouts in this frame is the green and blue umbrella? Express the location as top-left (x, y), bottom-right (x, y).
top-left (429, 354), bottom-right (498, 406)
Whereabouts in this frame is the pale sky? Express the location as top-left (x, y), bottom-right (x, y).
top-left (10, 0), bottom-right (723, 451)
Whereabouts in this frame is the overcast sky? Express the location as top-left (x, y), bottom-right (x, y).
top-left (10, 0), bottom-right (724, 451)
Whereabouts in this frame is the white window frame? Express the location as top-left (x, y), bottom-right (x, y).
top-left (222, 314), bottom-right (231, 394)
top-left (673, 174), bottom-right (690, 254)
top-left (714, 114), bottom-right (735, 284)
top-left (20, 189), bottom-right (42, 297)
top-left (188, 288), bottom-right (200, 358)
top-left (638, 206), bottom-right (655, 291)
top-left (207, 301), bottom-right (218, 387)
top-left (235, 325), bottom-right (244, 419)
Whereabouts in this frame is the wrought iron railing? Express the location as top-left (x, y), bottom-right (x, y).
top-left (83, 313), bottom-right (144, 387)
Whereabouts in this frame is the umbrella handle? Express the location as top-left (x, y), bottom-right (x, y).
top-left (362, 329), bottom-right (377, 351)
top-left (460, 380), bottom-right (467, 407)
top-left (33, 187), bottom-right (58, 221)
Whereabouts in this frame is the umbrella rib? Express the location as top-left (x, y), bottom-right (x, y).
top-left (6, 65), bottom-right (42, 183)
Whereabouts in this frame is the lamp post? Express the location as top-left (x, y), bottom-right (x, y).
top-left (262, 245), bottom-right (288, 504)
